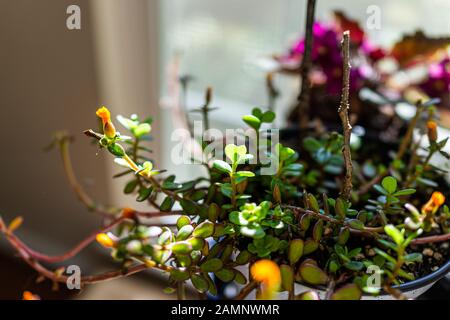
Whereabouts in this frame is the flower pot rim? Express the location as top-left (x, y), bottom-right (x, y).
top-left (392, 259), bottom-right (450, 291)
top-left (294, 259), bottom-right (450, 295)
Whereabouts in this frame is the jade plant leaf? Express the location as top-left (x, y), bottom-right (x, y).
top-left (299, 261), bottom-right (328, 285)
top-left (200, 258), bottom-right (223, 272)
top-left (288, 239), bottom-right (304, 265)
top-left (330, 284), bottom-right (362, 300)
top-left (296, 291), bottom-right (320, 300)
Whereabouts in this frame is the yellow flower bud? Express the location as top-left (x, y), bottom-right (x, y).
top-left (96, 233), bottom-right (115, 248)
top-left (8, 216), bottom-right (23, 233)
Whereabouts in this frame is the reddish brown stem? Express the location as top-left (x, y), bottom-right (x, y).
top-left (6, 216), bottom-right (125, 263)
top-left (411, 233), bottom-right (450, 245)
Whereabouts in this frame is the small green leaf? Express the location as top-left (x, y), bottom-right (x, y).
top-left (280, 265), bottom-right (294, 292)
top-left (261, 111), bottom-right (276, 123)
top-left (176, 225), bottom-right (194, 241)
top-left (303, 239), bottom-right (319, 255)
top-left (384, 224), bottom-right (404, 246)
top-left (187, 237), bottom-right (205, 251)
top-left (382, 176), bottom-right (397, 194)
top-left (169, 241), bottom-right (193, 254)
top-left (214, 268), bottom-right (235, 282)
top-left (335, 197), bottom-right (346, 219)
top-left (229, 211), bottom-right (248, 226)
top-left (236, 171), bottom-right (255, 177)
top-left (404, 253), bottom-right (422, 263)
top-left (348, 219), bottom-right (365, 230)
top-left (330, 284), bottom-right (362, 300)
top-left (242, 115), bottom-right (261, 130)
top-left (235, 250), bottom-right (251, 265)
top-left (176, 215), bottom-right (191, 229)
top-left (312, 220), bottom-right (324, 241)
top-left (234, 270), bottom-right (247, 285)
top-left (170, 268), bottom-right (190, 281)
top-left (208, 203), bottom-right (220, 222)
top-left (133, 123), bottom-right (151, 137)
top-left (136, 187), bottom-right (152, 202)
top-left (307, 194), bottom-right (320, 212)
top-left (193, 221), bottom-right (215, 238)
top-left (240, 225), bottom-right (265, 239)
top-left (200, 258), bottom-right (223, 272)
top-left (107, 143), bottom-right (125, 157)
top-left (160, 196), bottom-right (175, 211)
top-left (299, 262), bottom-right (328, 285)
top-left (289, 239), bottom-right (304, 265)
top-left (344, 261), bottom-right (364, 271)
top-left (191, 274), bottom-right (209, 293)
top-left (124, 179), bottom-right (139, 194)
top-left (296, 291), bottom-right (320, 300)
top-left (213, 160), bottom-right (232, 174)
top-left (337, 227), bottom-right (350, 245)
top-left (392, 189), bottom-right (416, 196)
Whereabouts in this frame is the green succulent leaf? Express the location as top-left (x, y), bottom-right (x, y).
top-left (288, 239), bottom-right (304, 265)
top-left (200, 258), bottom-right (223, 272)
top-left (384, 224), bottom-right (404, 246)
top-left (381, 176), bottom-right (397, 194)
top-left (330, 284), bottom-right (362, 300)
top-left (299, 261), bottom-right (328, 285)
top-left (213, 160), bottom-right (232, 174)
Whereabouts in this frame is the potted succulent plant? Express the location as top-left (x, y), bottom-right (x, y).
top-left (1, 26), bottom-right (449, 300)
top-left (0, 0), bottom-right (450, 300)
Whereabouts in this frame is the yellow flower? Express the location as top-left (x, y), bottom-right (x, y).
top-left (22, 291), bottom-right (40, 300)
top-left (96, 233), bottom-right (115, 248)
top-left (250, 259), bottom-right (281, 299)
top-left (422, 191), bottom-right (445, 215)
top-left (426, 121), bottom-right (438, 143)
top-left (96, 106), bottom-right (116, 139)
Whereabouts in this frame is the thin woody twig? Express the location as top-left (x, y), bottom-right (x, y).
top-left (338, 31), bottom-right (353, 200)
top-left (396, 100), bottom-right (423, 161)
top-left (284, 205), bottom-right (383, 235)
top-left (56, 132), bottom-right (120, 216)
top-left (0, 210), bottom-right (181, 264)
top-left (297, 0), bottom-right (316, 129)
top-left (4, 230), bottom-right (149, 285)
top-left (7, 216), bottom-right (125, 263)
top-left (234, 281), bottom-right (258, 300)
top-left (411, 233), bottom-right (450, 245)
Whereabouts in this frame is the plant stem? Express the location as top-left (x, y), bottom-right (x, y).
top-left (411, 232), bottom-right (450, 244)
top-left (338, 31), bottom-right (353, 200)
top-left (59, 133), bottom-right (119, 216)
top-left (234, 281), bottom-right (258, 300)
top-left (177, 281), bottom-right (186, 300)
top-left (396, 101), bottom-right (424, 161)
top-left (284, 205), bottom-right (383, 235)
top-left (297, 0), bottom-right (316, 129)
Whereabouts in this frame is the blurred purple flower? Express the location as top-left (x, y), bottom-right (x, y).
top-left (420, 58), bottom-right (450, 98)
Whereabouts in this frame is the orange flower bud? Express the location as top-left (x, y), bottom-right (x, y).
top-left (96, 106), bottom-right (111, 124)
top-left (426, 121), bottom-right (438, 143)
top-left (96, 106), bottom-right (116, 139)
top-left (22, 291), bottom-right (40, 300)
top-left (422, 191), bottom-right (445, 215)
top-left (431, 191), bottom-right (445, 206)
top-left (122, 207), bottom-right (136, 219)
top-left (250, 259), bottom-right (281, 299)
top-left (96, 233), bottom-right (115, 248)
